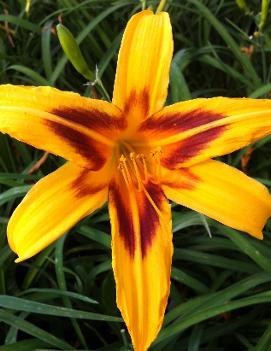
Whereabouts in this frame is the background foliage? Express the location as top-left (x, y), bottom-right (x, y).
top-left (0, 0), bottom-right (271, 350)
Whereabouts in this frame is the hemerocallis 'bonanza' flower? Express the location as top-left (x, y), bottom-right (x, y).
top-left (1, 9), bottom-right (271, 351)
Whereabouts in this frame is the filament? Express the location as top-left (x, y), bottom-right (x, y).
top-left (139, 154), bottom-right (148, 182)
top-left (117, 145), bottom-right (163, 190)
top-left (142, 185), bottom-right (163, 219)
top-left (130, 152), bottom-right (143, 191)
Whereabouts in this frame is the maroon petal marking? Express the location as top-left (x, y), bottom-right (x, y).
top-left (50, 107), bottom-right (126, 131)
top-left (71, 169), bottom-right (106, 198)
top-left (162, 169), bottom-right (200, 191)
top-left (109, 181), bottom-right (165, 259)
top-left (139, 108), bottom-right (225, 133)
top-left (46, 120), bottom-right (105, 170)
top-left (123, 89), bottom-right (150, 117)
top-left (139, 182), bottom-right (165, 258)
top-left (109, 182), bottom-right (136, 257)
top-left (162, 126), bottom-right (226, 169)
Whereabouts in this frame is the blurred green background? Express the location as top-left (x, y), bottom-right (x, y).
top-left (0, 0), bottom-right (271, 350)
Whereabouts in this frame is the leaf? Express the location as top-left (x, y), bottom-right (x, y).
top-left (0, 295), bottom-right (121, 321)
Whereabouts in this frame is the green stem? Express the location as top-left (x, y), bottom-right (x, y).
top-left (97, 78), bottom-right (111, 102)
top-left (156, 0), bottom-right (168, 13)
top-left (140, 0), bottom-right (146, 10)
top-left (259, 0), bottom-right (269, 32)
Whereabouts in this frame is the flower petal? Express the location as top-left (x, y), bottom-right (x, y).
top-left (108, 178), bottom-right (173, 351)
top-left (8, 162), bottom-right (110, 262)
top-left (162, 160), bottom-right (271, 238)
top-left (138, 97), bottom-right (271, 168)
top-left (0, 85), bottom-right (125, 170)
top-left (113, 10), bottom-right (173, 128)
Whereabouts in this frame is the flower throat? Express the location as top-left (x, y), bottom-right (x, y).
top-left (117, 142), bottom-right (162, 191)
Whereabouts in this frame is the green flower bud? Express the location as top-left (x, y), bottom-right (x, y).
top-left (56, 24), bottom-right (94, 81)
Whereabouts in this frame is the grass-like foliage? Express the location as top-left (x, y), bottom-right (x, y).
top-left (0, 0), bottom-right (271, 350)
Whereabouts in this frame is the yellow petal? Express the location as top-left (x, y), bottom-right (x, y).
top-left (162, 160), bottom-right (271, 238)
top-left (8, 162), bottom-right (110, 262)
top-left (0, 85), bottom-right (124, 170)
top-left (113, 10), bottom-right (173, 129)
top-left (108, 177), bottom-right (173, 351)
top-left (138, 97), bottom-right (271, 168)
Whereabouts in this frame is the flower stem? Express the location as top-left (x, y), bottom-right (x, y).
top-left (156, 0), bottom-right (168, 13)
top-left (97, 78), bottom-right (111, 102)
top-left (140, 0), bottom-right (146, 10)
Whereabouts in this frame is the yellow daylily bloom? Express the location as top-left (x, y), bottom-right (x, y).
top-left (1, 9), bottom-right (271, 351)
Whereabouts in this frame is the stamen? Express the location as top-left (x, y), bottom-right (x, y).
top-left (142, 185), bottom-right (163, 220)
top-left (130, 152), bottom-right (142, 191)
top-left (118, 162), bottom-right (130, 187)
top-left (138, 154), bottom-right (148, 182)
top-left (123, 160), bottom-right (133, 185)
top-left (118, 155), bottom-right (132, 187)
top-left (117, 144), bottom-right (163, 190)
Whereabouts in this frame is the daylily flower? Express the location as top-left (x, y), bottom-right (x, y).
top-left (0, 9), bottom-right (271, 351)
